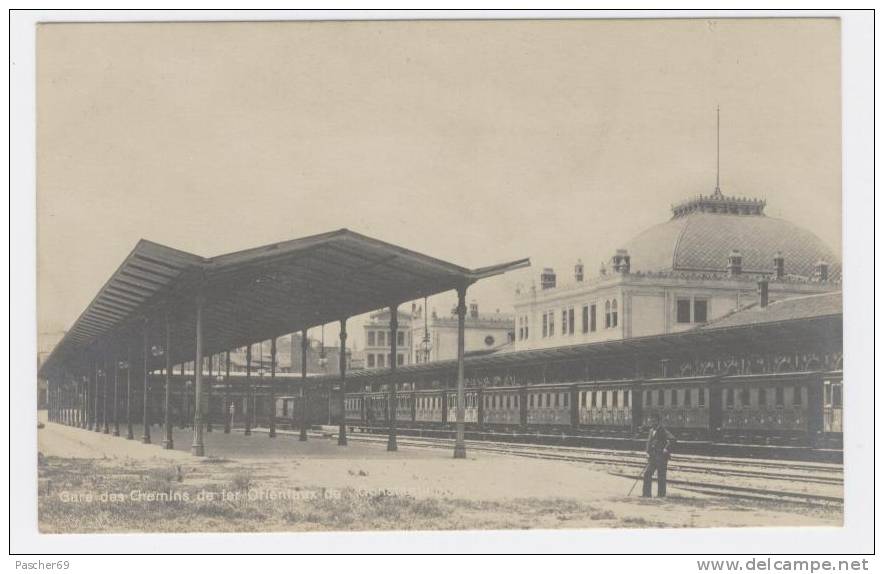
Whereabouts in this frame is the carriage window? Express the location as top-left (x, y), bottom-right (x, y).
top-left (726, 388), bottom-right (735, 408)
top-left (775, 386), bottom-right (784, 407)
top-left (671, 389), bottom-right (678, 406)
top-left (832, 384), bottom-right (842, 407)
top-left (824, 383), bottom-right (832, 406)
top-left (792, 386), bottom-right (802, 406)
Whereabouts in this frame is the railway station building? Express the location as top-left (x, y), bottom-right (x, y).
top-left (513, 189), bottom-right (841, 351)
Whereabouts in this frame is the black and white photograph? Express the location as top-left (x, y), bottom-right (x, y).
top-left (8, 8), bottom-right (876, 563)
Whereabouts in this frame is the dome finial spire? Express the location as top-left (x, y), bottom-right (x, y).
top-left (714, 105), bottom-right (722, 196)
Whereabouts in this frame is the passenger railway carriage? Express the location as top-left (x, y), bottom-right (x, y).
top-left (265, 302), bottom-right (843, 451)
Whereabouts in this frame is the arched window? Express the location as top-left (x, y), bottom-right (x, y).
top-left (605, 300), bottom-right (612, 328)
top-left (612, 299), bottom-right (619, 327)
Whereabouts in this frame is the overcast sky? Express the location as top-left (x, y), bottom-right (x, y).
top-left (37, 18), bottom-right (841, 351)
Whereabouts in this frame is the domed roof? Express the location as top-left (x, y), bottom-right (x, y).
top-left (622, 194), bottom-right (841, 280)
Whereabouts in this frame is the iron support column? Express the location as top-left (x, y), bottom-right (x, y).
top-left (223, 351), bottom-right (232, 434)
top-left (299, 330), bottom-right (308, 441)
top-left (191, 293), bottom-right (205, 456)
top-left (454, 284), bottom-right (468, 459)
top-left (141, 320), bottom-right (151, 444)
top-left (103, 355), bottom-right (110, 433)
top-left (269, 338), bottom-right (277, 438)
top-left (126, 344), bottom-right (134, 439)
top-left (387, 306), bottom-right (399, 452)
top-left (112, 354), bottom-right (120, 436)
top-left (244, 345), bottom-right (252, 436)
top-left (163, 313), bottom-right (174, 449)
top-left (206, 354), bottom-right (214, 433)
top-left (338, 318), bottom-right (348, 446)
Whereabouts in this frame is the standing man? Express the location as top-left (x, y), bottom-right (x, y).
top-left (642, 413), bottom-right (676, 498)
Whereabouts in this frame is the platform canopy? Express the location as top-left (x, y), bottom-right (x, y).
top-left (39, 229), bottom-right (529, 378)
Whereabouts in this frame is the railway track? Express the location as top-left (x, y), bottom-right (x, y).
top-left (329, 430), bottom-right (843, 505)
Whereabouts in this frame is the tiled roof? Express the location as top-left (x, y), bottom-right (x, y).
top-left (622, 212), bottom-right (841, 280)
top-left (701, 291), bottom-right (842, 330)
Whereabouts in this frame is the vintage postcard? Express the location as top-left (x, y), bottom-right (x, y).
top-left (22, 13), bottom-right (866, 555)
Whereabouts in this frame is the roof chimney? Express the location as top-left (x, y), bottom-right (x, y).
top-left (727, 249), bottom-right (742, 276)
top-left (574, 259), bottom-right (584, 282)
top-left (540, 268), bottom-right (557, 290)
top-left (757, 278), bottom-right (769, 308)
top-left (611, 249), bottom-right (631, 274)
top-left (773, 251), bottom-right (785, 280)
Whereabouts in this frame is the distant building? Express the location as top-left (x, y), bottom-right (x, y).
top-left (363, 309), bottom-right (412, 369)
top-left (226, 332), bottom-right (350, 376)
top-left (410, 300), bottom-right (515, 364)
top-left (513, 189), bottom-right (841, 351)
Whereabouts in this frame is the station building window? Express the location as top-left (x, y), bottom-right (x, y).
top-left (378, 331), bottom-right (386, 347)
top-left (367, 354), bottom-right (376, 368)
top-left (725, 388), bottom-right (735, 409)
top-left (677, 298), bottom-right (692, 323)
top-left (657, 389), bottom-right (664, 406)
top-left (605, 301), bottom-right (612, 328)
top-left (792, 386), bottom-right (802, 406)
top-left (582, 305), bottom-right (589, 333)
top-left (694, 299), bottom-right (708, 323)
top-left (611, 300), bottom-right (618, 327)
top-left (367, 331), bottom-right (376, 346)
top-left (397, 331), bottom-right (405, 346)
top-left (562, 309), bottom-right (568, 335)
top-left (377, 354), bottom-right (385, 368)
top-left (568, 307), bottom-right (575, 335)
top-left (698, 389), bottom-right (705, 406)
top-left (775, 386), bottom-right (785, 407)
top-left (397, 353), bottom-right (404, 366)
